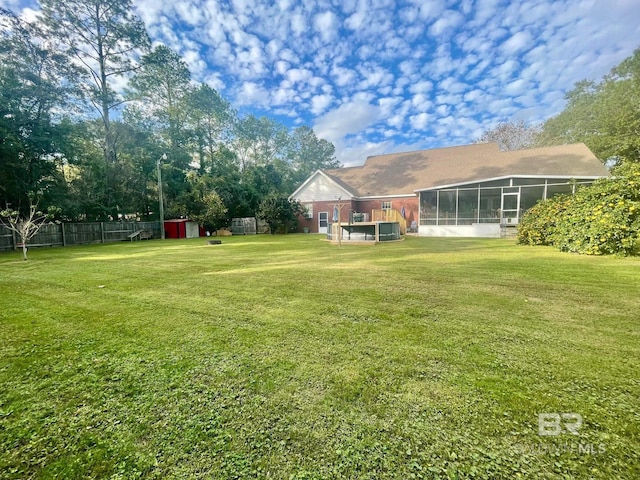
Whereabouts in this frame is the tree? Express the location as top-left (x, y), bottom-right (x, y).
top-left (40, 0), bottom-right (150, 218)
top-left (128, 45), bottom-right (195, 211)
top-left (0, 8), bottom-right (79, 211)
top-left (0, 202), bottom-right (52, 260)
top-left (188, 84), bottom-right (235, 174)
top-left (538, 48), bottom-right (640, 165)
top-left (188, 191), bottom-right (227, 232)
top-left (257, 195), bottom-right (304, 234)
top-left (475, 120), bottom-right (542, 151)
top-left (233, 115), bottom-right (289, 170)
top-left (129, 45), bottom-right (192, 150)
top-left (287, 126), bottom-right (339, 189)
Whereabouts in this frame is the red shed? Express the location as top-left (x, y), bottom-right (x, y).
top-left (164, 219), bottom-right (204, 239)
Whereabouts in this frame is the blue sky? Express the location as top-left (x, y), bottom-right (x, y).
top-left (3, 0), bottom-right (640, 166)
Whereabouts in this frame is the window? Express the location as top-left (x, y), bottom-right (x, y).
top-left (480, 178), bottom-right (511, 188)
top-left (546, 183), bottom-right (574, 198)
top-left (438, 190), bottom-right (457, 225)
top-left (303, 203), bottom-right (313, 219)
top-left (512, 178), bottom-right (546, 186)
top-left (457, 189), bottom-right (478, 225)
top-left (479, 188), bottom-right (501, 223)
top-left (381, 201), bottom-right (392, 210)
top-left (420, 191), bottom-right (437, 225)
top-left (520, 186), bottom-right (545, 211)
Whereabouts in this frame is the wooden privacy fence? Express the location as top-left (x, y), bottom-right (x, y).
top-left (0, 221), bottom-right (161, 251)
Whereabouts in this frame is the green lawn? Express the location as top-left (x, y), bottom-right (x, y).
top-left (1, 235), bottom-right (638, 479)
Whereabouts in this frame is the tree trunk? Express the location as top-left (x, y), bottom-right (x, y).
top-left (22, 243), bottom-right (28, 261)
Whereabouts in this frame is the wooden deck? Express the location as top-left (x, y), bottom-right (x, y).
top-left (328, 221), bottom-right (402, 244)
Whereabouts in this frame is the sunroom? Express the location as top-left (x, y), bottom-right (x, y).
top-left (417, 176), bottom-right (600, 237)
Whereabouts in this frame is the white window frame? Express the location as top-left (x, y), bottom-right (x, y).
top-left (381, 201), bottom-right (392, 211)
top-left (303, 203), bottom-right (313, 219)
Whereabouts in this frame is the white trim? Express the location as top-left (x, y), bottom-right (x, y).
top-left (356, 193), bottom-right (416, 199)
top-left (419, 224), bottom-right (502, 238)
top-left (414, 175), bottom-right (605, 193)
top-left (318, 211), bottom-right (329, 234)
top-left (289, 170), bottom-right (358, 200)
top-left (289, 170), bottom-right (323, 200)
top-left (302, 203), bottom-right (313, 219)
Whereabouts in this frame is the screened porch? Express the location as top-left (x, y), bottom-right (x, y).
top-left (418, 176), bottom-right (597, 227)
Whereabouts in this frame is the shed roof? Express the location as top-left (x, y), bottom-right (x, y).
top-left (322, 143), bottom-right (608, 197)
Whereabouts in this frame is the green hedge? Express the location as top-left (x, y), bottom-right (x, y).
top-left (518, 162), bottom-right (640, 256)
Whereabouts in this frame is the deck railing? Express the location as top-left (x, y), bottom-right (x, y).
top-left (371, 209), bottom-right (407, 235)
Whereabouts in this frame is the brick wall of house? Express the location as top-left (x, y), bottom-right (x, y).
top-left (297, 199), bottom-right (356, 233)
top-left (296, 197), bottom-right (419, 233)
top-left (354, 196), bottom-right (419, 226)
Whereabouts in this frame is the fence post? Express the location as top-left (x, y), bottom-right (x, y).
top-left (101, 222), bottom-right (105, 244)
top-left (61, 222), bottom-right (66, 247)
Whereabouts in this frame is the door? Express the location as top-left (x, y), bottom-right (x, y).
top-left (185, 222), bottom-right (200, 238)
top-left (318, 211), bottom-right (329, 234)
top-left (501, 192), bottom-right (520, 224)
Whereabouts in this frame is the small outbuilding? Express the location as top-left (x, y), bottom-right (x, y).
top-left (164, 219), bottom-right (204, 239)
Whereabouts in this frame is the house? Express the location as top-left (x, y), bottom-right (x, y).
top-left (290, 142), bottom-right (609, 237)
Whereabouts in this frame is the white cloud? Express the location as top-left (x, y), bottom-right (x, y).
top-left (204, 74), bottom-right (225, 92)
top-left (314, 11), bottom-right (339, 43)
top-left (345, 8), bottom-right (367, 30)
top-left (331, 64), bottom-right (357, 87)
top-left (310, 94), bottom-right (333, 115)
top-left (378, 96), bottom-right (403, 117)
top-left (429, 10), bottom-right (464, 37)
top-left (290, 11), bottom-right (306, 37)
top-left (272, 86), bottom-right (297, 106)
top-left (236, 82), bottom-right (269, 107)
top-left (3, 0), bottom-right (638, 168)
top-left (409, 80), bottom-right (433, 94)
top-left (286, 68), bottom-right (312, 83)
top-left (504, 78), bottom-right (528, 96)
top-left (174, 1), bottom-right (207, 25)
top-left (183, 49), bottom-right (207, 77)
top-left (132, 0), bottom-right (168, 26)
top-left (275, 60), bottom-right (290, 75)
top-left (339, 140), bottom-right (393, 167)
top-left (410, 93), bottom-right (432, 111)
top-left (501, 31), bottom-right (533, 56)
top-left (464, 89), bottom-right (484, 103)
top-left (409, 112), bottom-right (430, 130)
top-left (418, 2), bottom-right (446, 21)
top-left (314, 100), bottom-right (381, 145)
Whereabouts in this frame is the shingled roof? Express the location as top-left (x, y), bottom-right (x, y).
top-left (322, 142), bottom-right (608, 197)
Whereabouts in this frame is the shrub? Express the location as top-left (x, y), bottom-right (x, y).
top-left (517, 194), bottom-right (571, 246)
top-left (518, 162), bottom-right (640, 256)
top-left (257, 195), bottom-right (304, 234)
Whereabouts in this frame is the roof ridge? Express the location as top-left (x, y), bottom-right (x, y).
top-left (504, 142), bottom-right (587, 154)
top-left (363, 142), bottom-right (500, 161)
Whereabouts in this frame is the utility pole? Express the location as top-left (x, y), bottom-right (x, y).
top-left (158, 153), bottom-right (167, 239)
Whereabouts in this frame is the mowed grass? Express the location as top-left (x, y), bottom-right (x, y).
top-left (0, 235), bottom-right (638, 479)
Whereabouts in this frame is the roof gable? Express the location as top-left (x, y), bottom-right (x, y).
top-left (290, 170), bottom-right (357, 202)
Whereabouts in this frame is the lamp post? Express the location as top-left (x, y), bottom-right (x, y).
top-left (158, 153), bottom-right (167, 239)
